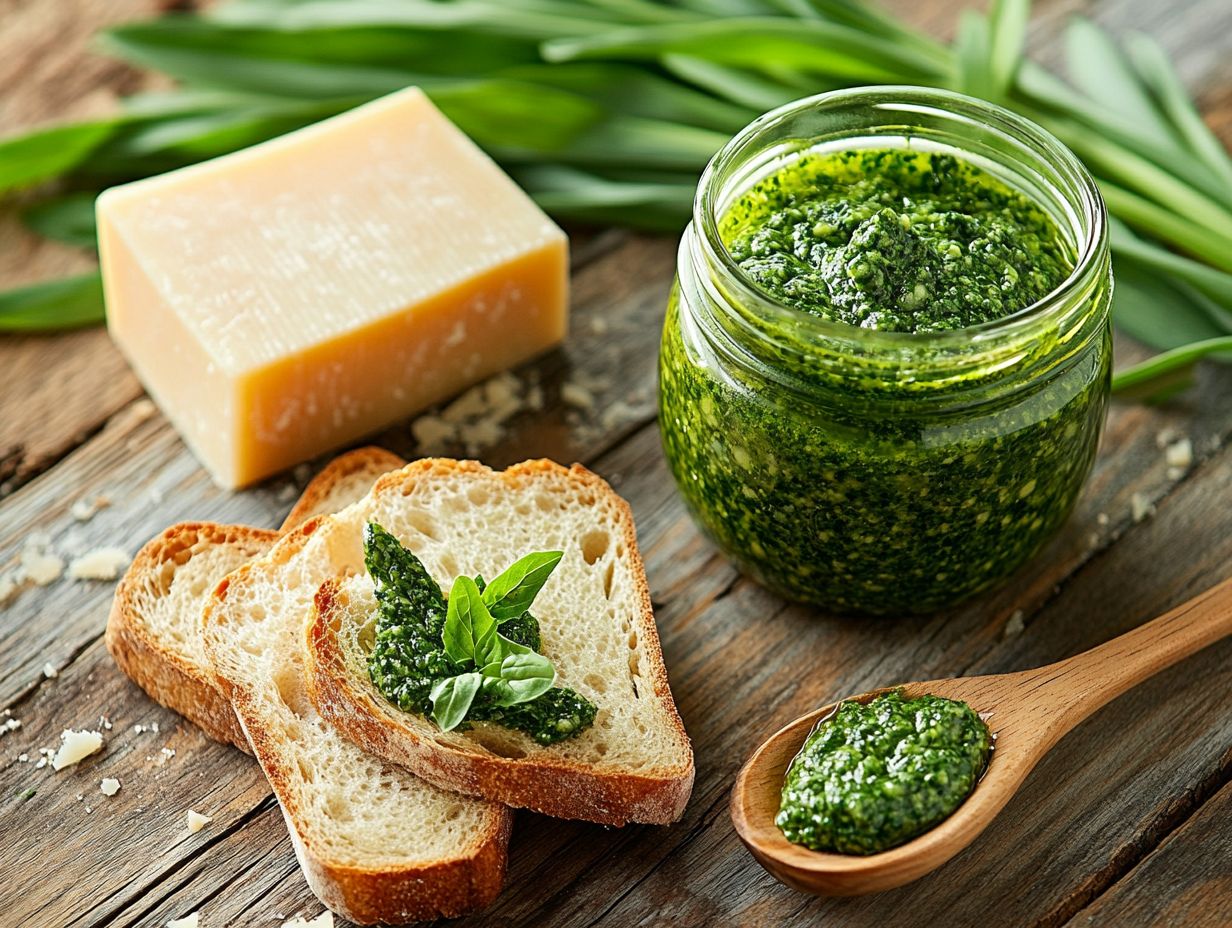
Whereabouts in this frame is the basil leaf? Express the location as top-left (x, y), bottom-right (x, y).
top-left (482, 551), bottom-right (563, 621)
top-left (442, 575), bottom-right (493, 665)
top-left (430, 673), bottom-right (483, 731)
top-left (497, 633), bottom-right (532, 656)
top-left (480, 652), bottom-right (556, 708)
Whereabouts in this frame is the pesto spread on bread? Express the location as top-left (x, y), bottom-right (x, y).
top-left (365, 522), bottom-right (597, 745)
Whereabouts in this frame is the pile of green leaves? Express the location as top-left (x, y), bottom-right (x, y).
top-left (3, 0), bottom-right (1230, 399)
top-left (364, 522), bottom-right (597, 743)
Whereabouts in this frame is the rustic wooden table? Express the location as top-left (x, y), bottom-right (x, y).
top-left (2, 1), bottom-right (1230, 926)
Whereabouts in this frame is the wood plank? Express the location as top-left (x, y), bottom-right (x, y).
top-left (0, 0), bottom-right (169, 487)
top-left (1063, 780), bottom-right (1232, 928)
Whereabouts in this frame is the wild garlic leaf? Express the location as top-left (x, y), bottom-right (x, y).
top-left (22, 193), bottom-right (99, 250)
top-left (430, 673), bottom-right (484, 731)
top-left (987, 0), bottom-right (1029, 101)
top-left (482, 551), bottom-right (563, 621)
top-left (1112, 336), bottom-right (1232, 403)
top-left (442, 575), bottom-right (495, 665)
top-left (0, 273), bottom-right (104, 333)
top-left (1125, 33), bottom-right (1232, 190)
top-left (952, 11), bottom-right (992, 99)
top-left (1063, 17), bottom-right (1174, 145)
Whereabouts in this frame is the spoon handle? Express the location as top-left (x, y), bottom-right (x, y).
top-left (1028, 575), bottom-right (1232, 731)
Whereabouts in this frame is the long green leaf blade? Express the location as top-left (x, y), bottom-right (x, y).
top-left (0, 122), bottom-right (114, 196)
top-left (22, 193), bottom-right (99, 250)
top-left (0, 273), bottom-right (105, 332)
top-left (1112, 337), bottom-right (1232, 402)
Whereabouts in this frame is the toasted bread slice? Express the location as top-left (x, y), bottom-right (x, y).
top-left (106, 447), bottom-right (406, 750)
top-left (205, 518), bottom-right (511, 923)
top-left (282, 447), bottom-right (407, 532)
top-left (303, 459), bottom-right (694, 826)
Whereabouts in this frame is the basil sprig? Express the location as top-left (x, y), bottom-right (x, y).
top-left (430, 553), bottom-right (563, 731)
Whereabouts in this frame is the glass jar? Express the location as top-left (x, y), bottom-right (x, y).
top-left (658, 87), bottom-right (1112, 615)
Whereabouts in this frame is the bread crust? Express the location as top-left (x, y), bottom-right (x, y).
top-left (281, 447), bottom-right (407, 532)
top-left (210, 518), bottom-right (513, 923)
top-left (305, 458), bottom-right (695, 827)
top-left (105, 522), bottom-right (279, 752)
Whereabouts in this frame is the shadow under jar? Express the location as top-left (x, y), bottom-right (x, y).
top-left (659, 87), bottom-right (1112, 616)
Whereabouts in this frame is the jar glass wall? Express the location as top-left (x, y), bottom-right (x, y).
top-left (658, 87), bottom-right (1112, 615)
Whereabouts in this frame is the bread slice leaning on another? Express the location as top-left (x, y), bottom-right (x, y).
top-left (281, 447), bottom-right (407, 532)
top-left (204, 517), bottom-right (512, 924)
top-left (106, 447), bottom-right (405, 752)
top-left (304, 459), bottom-right (695, 826)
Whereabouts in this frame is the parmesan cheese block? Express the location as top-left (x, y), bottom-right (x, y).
top-left (98, 87), bottom-right (568, 488)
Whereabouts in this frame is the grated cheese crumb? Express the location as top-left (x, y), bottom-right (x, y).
top-left (1002, 609), bottom-right (1026, 639)
top-left (1131, 492), bottom-right (1154, 524)
top-left (68, 547), bottom-right (130, 581)
top-left (1096, 512), bottom-right (1109, 526)
top-left (186, 810), bottom-right (212, 833)
top-left (1, 718), bottom-right (21, 736)
top-left (282, 912), bottom-right (333, 928)
top-left (43, 662), bottom-right (58, 679)
top-left (21, 544), bottom-right (64, 586)
top-left (100, 778), bottom-right (121, 796)
top-left (167, 913), bottom-right (198, 928)
top-left (18, 753), bottom-right (28, 762)
top-left (70, 495), bottom-right (112, 522)
top-left (410, 370), bottom-right (535, 455)
top-left (561, 382), bottom-right (596, 411)
top-left (1164, 437), bottom-right (1192, 475)
top-left (52, 729), bottom-right (104, 769)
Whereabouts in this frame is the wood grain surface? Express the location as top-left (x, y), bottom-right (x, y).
top-left (1, 1), bottom-right (1229, 926)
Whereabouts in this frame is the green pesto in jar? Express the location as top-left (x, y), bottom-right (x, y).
top-left (725, 149), bottom-right (1072, 332)
top-left (777, 690), bottom-right (991, 855)
top-left (659, 145), bottom-right (1110, 614)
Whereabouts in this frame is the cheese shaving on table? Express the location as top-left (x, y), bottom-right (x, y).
top-left (186, 810), bottom-right (212, 833)
top-left (52, 729), bottom-right (104, 769)
top-left (70, 495), bottom-right (112, 522)
top-left (166, 913), bottom-right (198, 928)
top-left (100, 778), bottom-right (121, 796)
top-left (67, 547), bottom-right (131, 581)
top-left (410, 371), bottom-right (538, 455)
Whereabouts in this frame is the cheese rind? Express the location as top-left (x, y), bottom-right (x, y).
top-left (99, 86), bottom-right (568, 488)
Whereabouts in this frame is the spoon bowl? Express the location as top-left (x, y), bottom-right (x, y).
top-left (731, 577), bottom-right (1232, 897)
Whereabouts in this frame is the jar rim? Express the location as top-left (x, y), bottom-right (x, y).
top-left (692, 85), bottom-right (1108, 352)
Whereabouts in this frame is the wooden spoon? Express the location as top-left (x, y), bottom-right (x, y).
top-left (730, 576), bottom-right (1232, 897)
